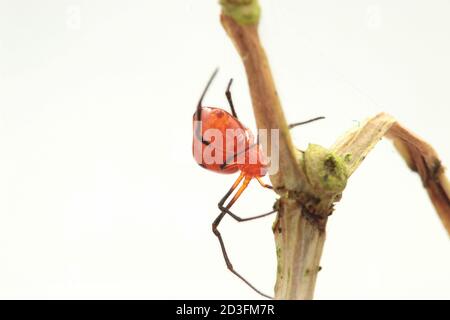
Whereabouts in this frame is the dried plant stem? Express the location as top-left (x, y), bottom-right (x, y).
top-left (333, 113), bottom-right (450, 236)
top-left (220, 10), bottom-right (330, 300)
top-left (220, 14), bottom-right (304, 190)
top-left (387, 123), bottom-right (450, 235)
top-left (273, 199), bottom-right (326, 299)
top-left (217, 0), bottom-right (449, 300)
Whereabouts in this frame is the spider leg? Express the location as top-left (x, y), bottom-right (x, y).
top-left (256, 177), bottom-right (273, 190)
top-left (218, 177), bottom-right (276, 222)
top-left (225, 78), bottom-right (238, 118)
top-left (212, 174), bottom-right (273, 299)
top-left (288, 116), bottom-right (325, 129)
top-left (220, 142), bottom-right (258, 171)
top-left (194, 68), bottom-right (219, 145)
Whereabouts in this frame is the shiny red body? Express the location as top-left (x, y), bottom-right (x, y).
top-left (192, 107), bottom-right (267, 178)
top-left (191, 70), bottom-right (275, 299)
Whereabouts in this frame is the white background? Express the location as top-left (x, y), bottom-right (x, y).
top-left (0, 0), bottom-right (449, 299)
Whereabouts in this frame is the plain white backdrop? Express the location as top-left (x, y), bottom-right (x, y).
top-left (0, 0), bottom-right (449, 299)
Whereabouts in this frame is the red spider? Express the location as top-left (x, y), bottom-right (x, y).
top-left (192, 69), bottom-right (323, 298)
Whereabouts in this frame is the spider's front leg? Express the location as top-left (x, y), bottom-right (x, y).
top-left (218, 176), bottom-right (276, 222)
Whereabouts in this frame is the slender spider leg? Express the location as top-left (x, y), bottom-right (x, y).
top-left (220, 141), bottom-right (257, 170)
top-left (256, 177), bottom-right (273, 190)
top-left (195, 68), bottom-right (219, 145)
top-left (225, 78), bottom-right (238, 119)
top-left (212, 174), bottom-right (273, 299)
top-left (220, 173), bottom-right (245, 204)
top-left (225, 208), bottom-right (277, 223)
top-left (218, 177), bottom-right (276, 222)
top-left (219, 116), bottom-right (325, 169)
top-left (288, 116), bottom-right (325, 129)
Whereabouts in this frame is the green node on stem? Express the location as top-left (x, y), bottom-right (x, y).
top-left (219, 0), bottom-right (261, 25)
top-left (302, 144), bottom-right (349, 195)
